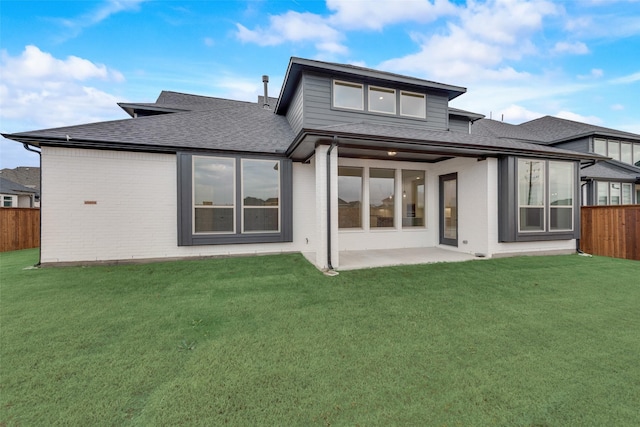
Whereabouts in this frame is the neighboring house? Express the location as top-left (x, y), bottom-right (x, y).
top-left (473, 117), bottom-right (640, 205)
top-left (0, 167), bottom-right (41, 208)
top-left (3, 57), bottom-right (601, 269)
top-left (0, 177), bottom-right (39, 208)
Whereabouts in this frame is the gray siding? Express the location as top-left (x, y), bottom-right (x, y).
top-left (300, 72), bottom-right (449, 131)
top-left (449, 115), bottom-right (470, 133)
top-left (285, 83), bottom-right (304, 135)
top-left (554, 137), bottom-right (590, 153)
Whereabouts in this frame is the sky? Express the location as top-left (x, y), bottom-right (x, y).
top-left (1, 0), bottom-right (639, 169)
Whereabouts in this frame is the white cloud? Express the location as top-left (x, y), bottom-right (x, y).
top-left (1, 45), bottom-right (124, 84)
top-left (553, 41), bottom-right (589, 54)
top-left (555, 110), bottom-right (603, 125)
top-left (498, 104), bottom-right (544, 123)
top-left (611, 104), bottom-right (625, 111)
top-left (379, 0), bottom-right (557, 84)
top-left (326, 0), bottom-right (457, 30)
top-left (609, 71), bottom-right (640, 84)
top-left (56, 0), bottom-right (148, 39)
top-left (0, 46), bottom-right (126, 131)
top-left (236, 11), bottom-right (347, 55)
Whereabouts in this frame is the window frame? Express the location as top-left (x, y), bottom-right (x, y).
top-left (192, 156), bottom-right (236, 235)
top-left (368, 85), bottom-right (396, 115)
top-left (400, 90), bottom-right (427, 119)
top-left (240, 158), bottom-right (281, 234)
top-left (177, 152), bottom-right (292, 246)
top-left (332, 80), bottom-right (364, 111)
top-left (338, 166), bottom-right (364, 229)
top-left (498, 156), bottom-right (579, 242)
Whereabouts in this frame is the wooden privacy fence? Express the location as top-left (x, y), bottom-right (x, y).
top-left (580, 206), bottom-right (640, 261)
top-left (0, 208), bottom-right (40, 252)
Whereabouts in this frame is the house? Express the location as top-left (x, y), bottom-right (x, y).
top-left (2, 57), bottom-right (602, 269)
top-left (0, 177), bottom-right (39, 208)
top-left (0, 167), bottom-right (40, 208)
top-left (473, 117), bottom-right (640, 205)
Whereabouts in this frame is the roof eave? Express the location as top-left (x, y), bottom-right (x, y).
top-left (286, 129), bottom-right (600, 162)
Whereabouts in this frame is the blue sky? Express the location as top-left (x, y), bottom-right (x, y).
top-left (1, 0), bottom-right (639, 168)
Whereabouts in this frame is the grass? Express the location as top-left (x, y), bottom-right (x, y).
top-left (1, 249), bottom-right (639, 426)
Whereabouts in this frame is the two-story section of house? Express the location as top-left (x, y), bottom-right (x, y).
top-left (474, 116), bottom-right (640, 206)
top-left (2, 57), bottom-right (599, 269)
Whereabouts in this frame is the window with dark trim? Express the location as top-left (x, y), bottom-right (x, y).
top-left (499, 156), bottom-right (579, 242)
top-left (177, 152), bottom-right (292, 246)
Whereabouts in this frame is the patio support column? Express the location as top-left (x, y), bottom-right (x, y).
top-left (314, 144), bottom-right (339, 270)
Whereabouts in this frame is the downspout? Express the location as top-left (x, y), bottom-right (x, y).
top-left (23, 143), bottom-right (42, 267)
top-left (326, 136), bottom-right (338, 271)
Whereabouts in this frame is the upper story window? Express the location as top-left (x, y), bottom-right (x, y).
top-left (593, 138), bottom-right (640, 167)
top-left (400, 91), bottom-right (426, 118)
top-left (368, 86), bottom-right (396, 115)
top-left (333, 80), bottom-right (363, 110)
top-left (332, 80), bottom-right (427, 120)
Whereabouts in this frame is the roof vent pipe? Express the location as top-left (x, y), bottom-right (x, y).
top-left (262, 75), bottom-right (270, 109)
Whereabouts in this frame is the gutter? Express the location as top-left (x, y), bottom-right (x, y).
top-left (326, 136), bottom-right (338, 272)
top-left (22, 143), bottom-right (42, 267)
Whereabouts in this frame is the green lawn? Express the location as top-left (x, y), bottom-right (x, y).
top-left (1, 249), bottom-right (639, 426)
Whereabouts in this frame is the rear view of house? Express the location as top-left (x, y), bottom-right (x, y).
top-left (3, 57), bottom-right (607, 269)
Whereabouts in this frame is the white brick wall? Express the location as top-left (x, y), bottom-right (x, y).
top-left (41, 147), bottom-right (316, 263)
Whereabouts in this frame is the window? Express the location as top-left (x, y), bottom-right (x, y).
top-left (608, 140), bottom-right (620, 161)
top-left (368, 86), bottom-right (396, 114)
top-left (369, 168), bottom-right (395, 228)
top-left (517, 160), bottom-right (574, 233)
top-left (338, 167), bottom-right (363, 228)
top-left (2, 196), bottom-right (13, 207)
top-left (597, 181), bottom-right (609, 205)
top-left (549, 161), bottom-right (574, 231)
top-left (622, 183), bottom-right (633, 205)
top-left (621, 143), bottom-right (633, 164)
top-left (178, 153), bottom-right (292, 246)
top-left (242, 159), bottom-right (280, 232)
top-left (518, 159), bottom-right (545, 232)
top-left (333, 80), bottom-right (363, 110)
top-left (610, 183), bottom-right (621, 205)
top-left (193, 157), bottom-right (235, 233)
top-left (593, 138), bottom-right (607, 156)
top-left (402, 170), bottom-right (425, 227)
top-left (595, 181), bottom-right (635, 205)
top-left (400, 91), bottom-right (426, 118)
top-left (634, 144), bottom-right (640, 167)
top-left (499, 157), bottom-right (578, 242)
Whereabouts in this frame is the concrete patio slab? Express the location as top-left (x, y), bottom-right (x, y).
top-left (336, 247), bottom-right (480, 271)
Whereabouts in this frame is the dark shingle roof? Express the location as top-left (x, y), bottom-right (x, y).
top-left (6, 100), bottom-right (295, 155)
top-left (581, 160), bottom-right (640, 181)
top-left (0, 167), bottom-right (40, 194)
top-left (0, 177), bottom-right (38, 195)
top-left (518, 116), bottom-right (640, 144)
top-left (473, 119), bottom-right (543, 141)
top-left (296, 121), bottom-right (599, 160)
